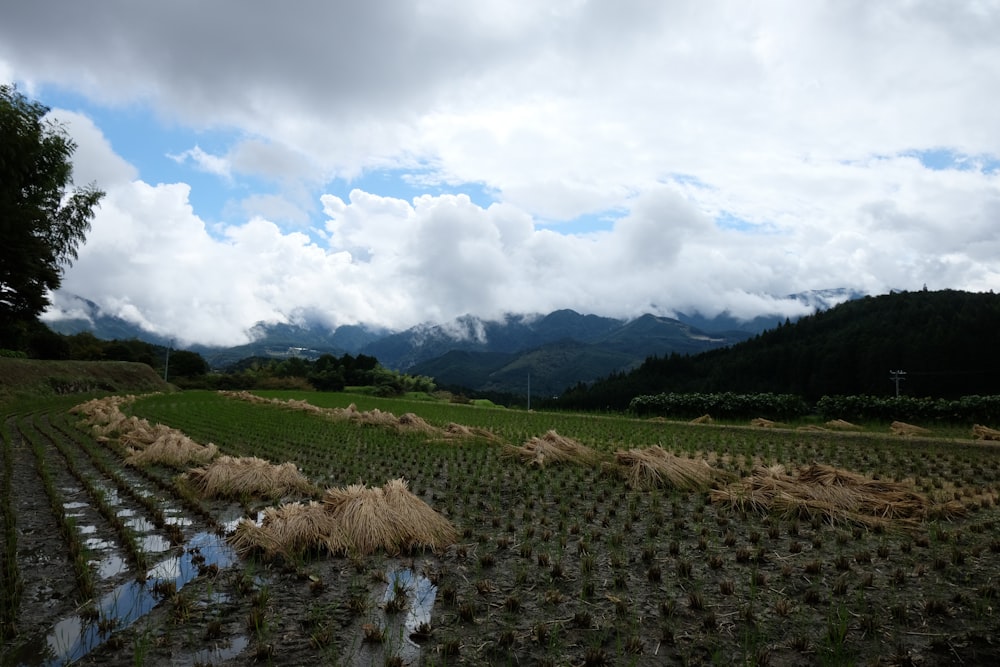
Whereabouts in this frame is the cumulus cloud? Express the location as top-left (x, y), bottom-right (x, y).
top-left (1, 1), bottom-right (999, 345)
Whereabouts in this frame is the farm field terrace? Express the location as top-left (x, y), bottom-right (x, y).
top-left (2, 389), bottom-right (1000, 665)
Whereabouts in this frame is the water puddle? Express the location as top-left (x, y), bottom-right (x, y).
top-left (83, 537), bottom-right (115, 551)
top-left (220, 509), bottom-right (264, 534)
top-left (77, 525), bottom-right (97, 535)
top-left (382, 568), bottom-right (437, 638)
top-left (353, 566), bottom-right (438, 665)
top-left (62, 501), bottom-right (88, 510)
top-left (125, 517), bottom-right (154, 532)
top-left (93, 554), bottom-right (128, 579)
top-left (5, 531), bottom-right (239, 667)
top-left (164, 512), bottom-right (193, 527)
top-left (141, 534), bottom-right (171, 553)
top-left (171, 634), bottom-right (250, 666)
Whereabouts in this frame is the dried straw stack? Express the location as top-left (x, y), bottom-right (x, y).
top-left (710, 463), bottom-right (964, 528)
top-left (185, 456), bottom-right (316, 498)
top-left (228, 478), bottom-right (457, 558)
top-left (323, 478), bottom-right (457, 555)
top-left (825, 419), bottom-right (861, 431)
top-left (890, 421), bottom-right (932, 436)
top-left (612, 446), bottom-right (731, 491)
top-left (972, 424), bottom-right (1000, 441)
top-left (229, 501), bottom-right (339, 558)
top-left (124, 432), bottom-right (218, 468)
top-left (506, 430), bottom-right (601, 467)
top-left (220, 391), bottom-right (502, 442)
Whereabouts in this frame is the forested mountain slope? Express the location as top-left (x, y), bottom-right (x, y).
top-left (557, 290), bottom-right (1000, 410)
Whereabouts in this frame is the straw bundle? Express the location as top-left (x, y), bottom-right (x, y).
top-left (322, 478), bottom-right (457, 555)
top-left (710, 463), bottom-right (961, 528)
top-left (890, 421), bottom-right (932, 436)
top-left (689, 414), bottom-right (713, 425)
top-left (220, 391), bottom-right (498, 442)
top-left (506, 430), bottom-right (601, 467)
top-left (186, 456), bottom-right (316, 498)
top-left (125, 432), bottom-right (218, 468)
top-left (612, 446), bottom-right (730, 491)
top-left (750, 418), bottom-right (777, 428)
top-left (382, 478), bottom-right (458, 550)
top-left (321, 483), bottom-right (396, 555)
top-left (972, 424), bottom-right (1000, 441)
top-left (825, 419), bottom-right (861, 431)
top-left (228, 502), bottom-right (339, 558)
top-left (397, 412), bottom-right (439, 434)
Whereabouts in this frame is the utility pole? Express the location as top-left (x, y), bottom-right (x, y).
top-left (889, 369), bottom-right (906, 397)
top-left (164, 339), bottom-right (173, 382)
top-left (527, 372), bottom-right (531, 411)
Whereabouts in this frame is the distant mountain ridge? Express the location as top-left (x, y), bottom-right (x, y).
top-left (45, 289), bottom-right (865, 394)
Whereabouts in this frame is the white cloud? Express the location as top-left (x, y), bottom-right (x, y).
top-left (168, 146), bottom-right (231, 180)
top-left (1, 0), bottom-right (998, 345)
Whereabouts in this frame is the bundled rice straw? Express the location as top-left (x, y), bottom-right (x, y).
top-left (443, 422), bottom-right (491, 439)
top-left (323, 478), bottom-right (457, 555)
top-left (689, 414), bottom-right (713, 425)
top-left (506, 430), bottom-right (601, 467)
top-left (229, 478), bottom-right (457, 559)
top-left (972, 424), bottom-right (1000, 441)
top-left (750, 418), bottom-right (777, 428)
top-left (72, 394), bottom-right (217, 467)
top-left (710, 463), bottom-right (963, 528)
top-left (229, 502), bottom-right (339, 558)
top-left (186, 456), bottom-right (316, 498)
top-left (612, 446), bottom-right (730, 491)
top-left (219, 391), bottom-right (499, 441)
top-left (890, 421), bottom-right (932, 436)
top-left (825, 419), bottom-right (861, 431)
top-left (125, 432), bottom-right (218, 468)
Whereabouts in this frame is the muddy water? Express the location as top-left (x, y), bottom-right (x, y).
top-left (351, 566), bottom-right (438, 665)
top-left (4, 531), bottom-right (238, 667)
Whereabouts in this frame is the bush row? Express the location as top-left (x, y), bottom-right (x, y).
top-left (629, 392), bottom-right (810, 420)
top-left (815, 394), bottom-right (1000, 425)
top-left (630, 391), bottom-right (1000, 425)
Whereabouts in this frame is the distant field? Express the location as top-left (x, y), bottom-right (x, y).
top-left (3, 388), bottom-right (1000, 665)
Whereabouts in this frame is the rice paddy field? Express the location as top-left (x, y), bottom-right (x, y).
top-left (3, 388), bottom-right (1000, 666)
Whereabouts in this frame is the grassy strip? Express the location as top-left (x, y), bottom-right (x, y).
top-left (18, 414), bottom-right (96, 603)
top-left (0, 415), bottom-right (21, 640)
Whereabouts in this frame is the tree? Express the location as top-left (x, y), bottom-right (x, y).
top-left (0, 84), bottom-right (104, 349)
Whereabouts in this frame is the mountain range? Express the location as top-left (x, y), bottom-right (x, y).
top-left (45, 289), bottom-right (863, 396)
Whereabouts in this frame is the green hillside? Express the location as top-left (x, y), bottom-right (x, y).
top-left (558, 289), bottom-right (1000, 410)
top-left (0, 358), bottom-right (170, 402)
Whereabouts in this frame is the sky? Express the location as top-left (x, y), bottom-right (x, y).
top-left (3, 1), bottom-right (999, 346)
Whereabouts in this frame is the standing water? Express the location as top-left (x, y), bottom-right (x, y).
top-left (4, 531), bottom-right (237, 666)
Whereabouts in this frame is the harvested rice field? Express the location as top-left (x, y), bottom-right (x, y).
top-left (3, 389), bottom-right (1000, 665)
